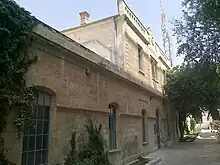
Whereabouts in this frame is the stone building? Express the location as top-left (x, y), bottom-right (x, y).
top-left (3, 1), bottom-right (179, 165)
top-left (62, 0), bottom-right (171, 94)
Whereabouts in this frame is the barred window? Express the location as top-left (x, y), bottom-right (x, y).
top-left (109, 104), bottom-right (117, 150)
top-left (21, 91), bottom-right (51, 165)
top-left (142, 109), bottom-right (148, 142)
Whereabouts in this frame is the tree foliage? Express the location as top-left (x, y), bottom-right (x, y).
top-left (174, 0), bottom-right (220, 64)
top-left (190, 118), bottom-right (196, 133)
top-left (0, 0), bottom-right (36, 163)
top-left (170, 0), bottom-right (220, 138)
top-left (64, 120), bottom-right (110, 165)
top-left (187, 0), bottom-right (220, 29)
top-left (164, 63), bottom-right (220, 138)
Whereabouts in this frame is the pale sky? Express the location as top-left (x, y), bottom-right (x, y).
top-left (15, 0), bottom-right (184, 66)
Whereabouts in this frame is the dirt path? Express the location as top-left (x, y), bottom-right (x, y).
top-left (149, 131), bottom-right (220, 165)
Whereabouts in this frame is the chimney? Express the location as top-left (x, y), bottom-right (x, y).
top-left (79, 11), bottom-right (90, 25)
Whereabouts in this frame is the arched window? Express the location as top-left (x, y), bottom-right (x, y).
top-left (109, 104), bottom-right (117, 150)
top-left (142, 109), bottom-right (147, 142)
top-left (21, 91), bottom-right (51, 165)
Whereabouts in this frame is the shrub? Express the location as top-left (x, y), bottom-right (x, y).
top-left (190, 118), bottom-right (196, 133)
top-left (64, 120), bottom-right (110, 165)
top-left (0, 0), bottom-right (36, 164)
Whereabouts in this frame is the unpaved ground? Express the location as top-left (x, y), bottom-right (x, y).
top-left (149, 131), bottom-right (220, 165)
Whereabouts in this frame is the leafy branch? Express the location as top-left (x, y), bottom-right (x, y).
top-left (0, 0), bottom-right (37, 163)
top-left (63, 120), bottom-right (110, 165)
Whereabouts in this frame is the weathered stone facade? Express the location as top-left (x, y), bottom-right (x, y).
top-left (62, 1), bottom-right (170, 94)
top-left (3, 23), bottom-right (178, 165)
top-left (4, 1), bottom-right (180, 165)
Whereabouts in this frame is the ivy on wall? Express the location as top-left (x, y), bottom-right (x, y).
top-left (0, 0), bottom-right (37, 163)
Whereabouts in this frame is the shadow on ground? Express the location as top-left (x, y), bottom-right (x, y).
top-left (149, 131), bottom-right (220, 165)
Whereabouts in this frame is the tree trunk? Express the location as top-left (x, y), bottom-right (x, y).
top-left (178, 113), bottom-right (186, 139)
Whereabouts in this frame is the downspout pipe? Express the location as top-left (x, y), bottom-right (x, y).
top-left (113, 16), bottom-right (118, 67)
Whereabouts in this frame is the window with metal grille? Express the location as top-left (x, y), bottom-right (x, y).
top-left (109, 104), bottom-right (117, 150)
top-left (142, 109), bottom-right (147, 142)
top-left (21, 91), bottom-right (51, 165)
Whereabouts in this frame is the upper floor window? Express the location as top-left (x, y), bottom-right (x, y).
top-left (109, 104), bottom-right (117, 150)
top-left (138, 45), bottom-right (143, 71)
top-left (21, 91), bottom-right (51, 165)
top-left (151, 57), bottom-right (157, 79)
top-left (163, 70), bottom-right (166, 84)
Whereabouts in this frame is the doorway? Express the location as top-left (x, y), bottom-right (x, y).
top-left (156, 109), bottom-right (161, 149)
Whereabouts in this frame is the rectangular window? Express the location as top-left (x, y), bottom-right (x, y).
top-left (21, 91), bottom-right (50, 165)
top-left (142, 110), bottom-right (147, 142)
top-left (151, 57), bottom-right (157, 79)
top-left (163, 70), bottom-right (166, 84)
top-left (138, 45), bottom-right (143, 71)
top-left (109, 104), bottom-right (117, 150)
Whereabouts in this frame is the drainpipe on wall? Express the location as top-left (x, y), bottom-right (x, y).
top-left (117, 0), bottom-right (123, 14)
top-left (113, 16), bottom-right (118, 67)
top-left (113, 14), bottom-right (125, 70)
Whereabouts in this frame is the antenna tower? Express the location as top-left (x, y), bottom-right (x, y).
top-left (160, 0), bottom-right (173, 67)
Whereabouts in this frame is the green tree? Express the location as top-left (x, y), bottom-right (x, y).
top-left (164, 65), bottom-right (193, 139)
top-left (190, 118), bottom-right (196, 133)
top-left (164, 63), bottom-right (220, 139)
top-left (184, 0), bottom-right (220, 29)
top-left (170, 0), bottom-right (220, 139)
top-left (0, 0), bottom-right (36, 163)
top-left (174, 0), bottom-right (220, 64)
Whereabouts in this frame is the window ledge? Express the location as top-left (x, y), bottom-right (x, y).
top-left (108, 148), bottom-right (122, 153)
top-left (152, 78), bottom-right (159, 83)
top-left (143, 142), bottom-right (149, 145)
top-left (139, 70), bottom-right (145, 76)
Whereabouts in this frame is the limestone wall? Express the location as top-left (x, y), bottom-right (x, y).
top-left (62, 17), bottom-right (116, 62)
top-left (63, 18), bottom-right (115, 47)
top-left (123, 21), bottom-right (168, 93)
top-left (3, 34), bottom-right (175, 165)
